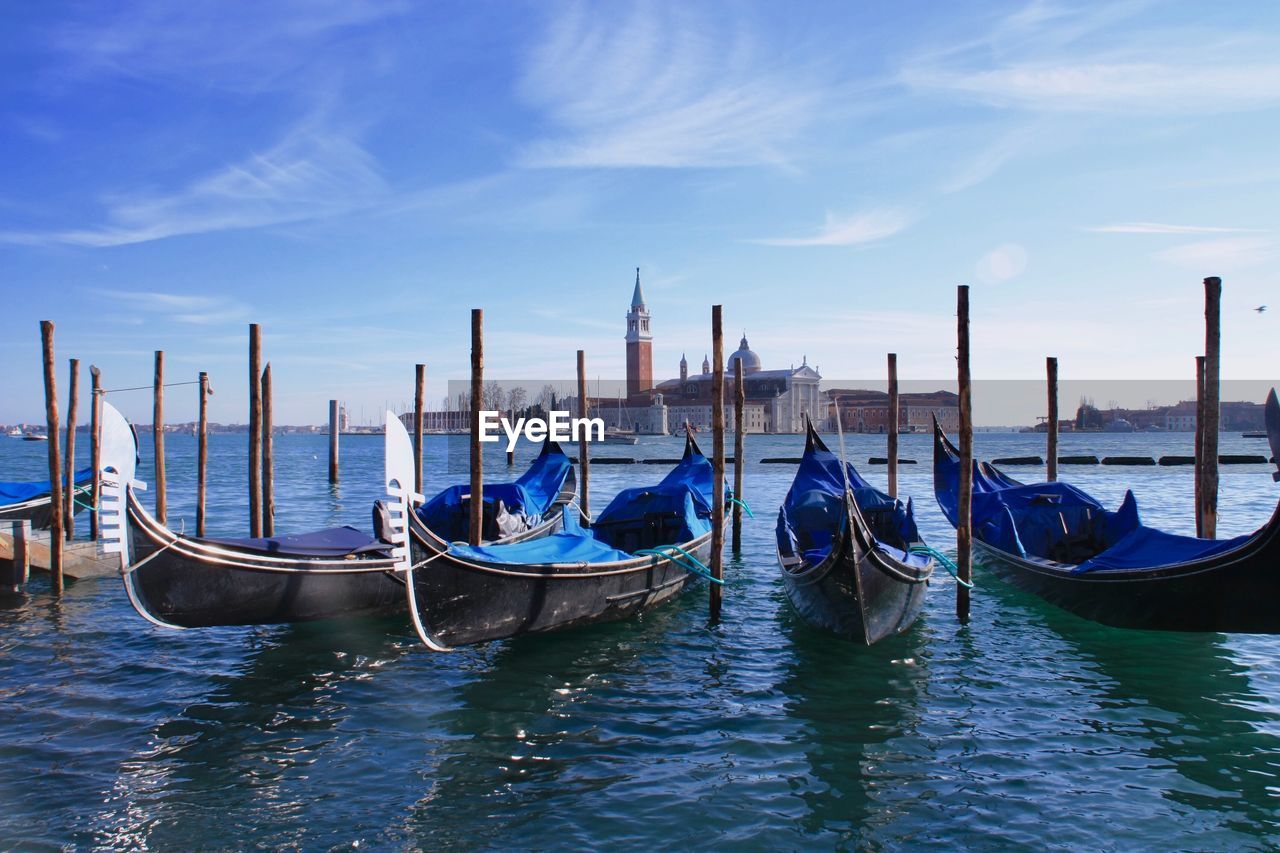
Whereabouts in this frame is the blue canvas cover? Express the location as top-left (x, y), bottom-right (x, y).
top-left (777, 432), bottom-right (924, 567)
top-left (204, 526), bottom-right (388, 557)
top-left (0, 467), bottom-right (93, 507)
top-left (416, 441), bottom-right (572, 541)
top-left (934, 432), bottom-right (1258, 573)
top-left (444, 439), bottom-right (714, 566)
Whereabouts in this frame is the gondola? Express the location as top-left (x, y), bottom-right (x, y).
top-left (101, 401), bottom-right (575, 630)
top-left (775, 418), bottom-right (934, 643)
top-left (0, 467), bottom-right (93, 528)
top-left (931, 391), bottom-right (1280, 633)
top-left (403, 430), bottom-right (725, 650)
top-left (100, 402), bottom-right (422, 629)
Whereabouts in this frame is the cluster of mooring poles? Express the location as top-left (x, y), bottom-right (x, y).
top-left (22, 275), bottom-right (1224, 613)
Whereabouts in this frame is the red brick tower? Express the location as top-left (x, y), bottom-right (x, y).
top-left (625, 267), bottom-right (652, 400)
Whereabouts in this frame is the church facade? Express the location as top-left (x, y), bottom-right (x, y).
top-left (605, 272), bottom-right (822, 434)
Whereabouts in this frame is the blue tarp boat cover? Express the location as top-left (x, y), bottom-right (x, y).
top-left (776, 437), bottom-right (926, 568)
top-left (445, 441), bottom-right (714, 566)
top-left (0, 467), bottom-right (93, 507)
top-left (416, 442), bottom-right (573, 541)
top-left (204, 525), bottom-right (389, 557)
top-left (936, 441), bottom-right (1253, 572)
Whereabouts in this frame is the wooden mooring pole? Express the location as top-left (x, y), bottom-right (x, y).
top-left (1201, 277), bottom-right (1221, 539)
top-left (248, 323), bottom-right (263, 536)
top-left (40, 321), bottom-right (64, 593)
top-left (577, 349), bottom-right (590, 522)
top-left (470, 310), bottom-right (485, 545)
top-left (197, 372), bottom-right (210, 537)
top-left (732, 357), bottom-right (745, 554)
top-left (64, 358), bottom-right (79, 540)
top-left (328, 400), bottom-right (340, 484)
top-left (414, 363), bottom-right (426, 494)
top-left (1195, 356), bottom-right (1205, 536)
top-left (710, 305), bottom-right (725, 620)
top-left (887, 353), bottom-right (899, 499)
top-left (89, 366), bottom-right (102, 540)
top-left (154, 350), bottom-right (167, 525)
top-left (4, 521), bottom-right (31, 593)
top-left (261, 363), bottom-right (274, 537)
top-left (956, 286), bottom-right (973, 622)
top-left (1046, 356), bottom-right (1059, 482)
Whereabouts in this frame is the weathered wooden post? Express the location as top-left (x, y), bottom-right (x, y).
top-left (577, 349), bottom-right (590, 522)
top-left (1195, 356), bottom-right (1206, 536)
top-left (1046, 356), bottom-right (1059, 482)
top-left (153, 350), bottom-right (167, 524)
top-left (1201, 277), bottom-right (1221, 539)
top-left (248, 323), bottom-right (263, 536)
top-left (329, 400), bottom-right (340, 484)
top-left (89, 365), bottom-right (102, 540)
top-left (710, 305), bottom-right (726, 620)
top-left (261, 363), bottom-right (274, 537)
top-left (40, 321), bottom-right (64, 593)
top-left (887, 352), bottom-right (899, 499)
top-left (956, 286), bottom-right (973, 622)
top-left (469, 309), bottom-right (484, 545)
top-left (4, 521), bottom-right (31, 593)
top-left (197, 372), bottom-right (210, 537)
top-left (414, 363), bottom-right (426, 494)
top-left (732, 357), bottom-right (745, 554)
top-left (64, 358), bottom-right (79, 540)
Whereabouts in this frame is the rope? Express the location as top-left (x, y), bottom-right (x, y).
top-left (728, 497), bottom-right (754, 518)
top-left (103, 381), bottom-right (201, 394)
top-left (122, 518), bottom-right (185, 575)
top-left (568, 498), bottom-right (593, 524)
top-left (73, 495), bottom-right (98, 512)
top-left (909, 544), bottom-right (973, 588)
top-left (635, 545), bottom-right (723, 585)
top-left (408, 546), bottom-right (453, 572)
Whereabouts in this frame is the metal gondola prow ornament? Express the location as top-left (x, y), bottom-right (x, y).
top-left (98, 401), bottom-right (145, 571)
top-left (1264, 388), bottom-right (1280, 483)
top-left (383, 411), bottom-right (425, 574)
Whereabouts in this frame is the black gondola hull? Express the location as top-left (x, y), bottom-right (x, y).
top-left (408, 522), bottom-right (711, 647)
top-left (124, 497), bottom-right (405, 628)
top-left (971, 536), bottom-right (1280, 633)
top-left (781, 531), bottom-right (929, 644)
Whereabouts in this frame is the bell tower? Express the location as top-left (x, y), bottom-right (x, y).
top-left (625, 267), bottom-right (652, 399)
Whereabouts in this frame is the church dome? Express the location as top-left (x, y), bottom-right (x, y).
top-left (728, 335), bottom-right (762, 374)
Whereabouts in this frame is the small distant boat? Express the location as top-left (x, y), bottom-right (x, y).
top-left (22, 432), bottom-right (48, 441)
top-left (1243, 432), bottom-right (1267, 438)
top-left (776, 418), bottom-right (933, 643)
top-left (931, 392), bottom-right (1280, 634)
top-left (0, 468), bottom-right (93, 528)
top-left (6, 426), bottom-right (22, 438)
top-left (601, 429), bottom-right (639, 445)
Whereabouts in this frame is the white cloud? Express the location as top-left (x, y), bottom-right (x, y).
top-left (1085, 222), bottom-right (1264, 234)
top-left (517, 4), bottom-right (820, 168)
top-left (1155, 237), bottom-right (1276, 272)
top-left (90, 288), bottom-right (249, 325)
top-left (976, 244), bottom-right (1028, 284)
top-left (0, 120), bottom-right (388, 247)
top-left (751, 208), bottom-right (912, 247)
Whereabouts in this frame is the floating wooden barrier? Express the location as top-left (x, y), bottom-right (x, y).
top-left (761, 457), bottom-right (803, 464)
top-left (1159, 455), bottom-right (1195, 466)
top-left (1102, 456), bottom-right (1156, 466)
top-left (590, 458), bottom-right (635, 465)
top-left (1243, 432), bottom-right (1267, 438)
top-left (641, 458), bottom-right (683, 465)
top-left (1220, 454), bottom-right (1267, 464)
top-left (1059, 455), bottom-right (1099, 465)
top-left (868, 457), bottom-right (918, 465)
top-left (992, 456), bottom-right (1043, 466)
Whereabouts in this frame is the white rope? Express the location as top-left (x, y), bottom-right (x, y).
top-left (121, 518), bottom-right (185, 575)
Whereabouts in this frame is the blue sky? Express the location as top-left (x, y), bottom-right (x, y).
top-left (3, 0), bottom-right (1279, 425)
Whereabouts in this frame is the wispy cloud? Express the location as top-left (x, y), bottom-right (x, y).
top-left (516, 4), bottom-right (821, 168)
top-left (89, 288), bottom-right (249, 325)
top-left (1155, 237), bottom-right (1276, 271)
top-left (1, 119), bottom-right (388, 247)
top-left (1084, 222), bottom-right (1264, 234)
top-left (750, 208), bottom-right (912, 247)
top-left (941, 125), bottom-right (1037, 193)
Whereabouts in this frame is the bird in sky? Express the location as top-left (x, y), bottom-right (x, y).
top-left (1255, 305), bottom-right (1267, 313)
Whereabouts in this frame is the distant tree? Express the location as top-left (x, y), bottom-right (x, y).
top-left (483, 381), bottom-right (506, 412)
top-left (538, 384), bottom-right (558, 412)
top-left (508, 386), bottom-right (528, 415)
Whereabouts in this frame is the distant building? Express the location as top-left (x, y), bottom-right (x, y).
top-left (826, 389), bottom-right (960, 433)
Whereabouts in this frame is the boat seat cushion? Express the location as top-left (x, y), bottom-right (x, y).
top-left (203, 525), bottom-right (388, 557)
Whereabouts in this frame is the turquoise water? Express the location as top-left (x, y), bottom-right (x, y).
top-left (2, 431), bottom-right (1279, 848)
